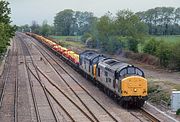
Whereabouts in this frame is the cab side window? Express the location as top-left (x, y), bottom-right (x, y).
top-left (98, 68), bottom-right (100, 77)
top-left (120, 69), bottom-right (127, 76)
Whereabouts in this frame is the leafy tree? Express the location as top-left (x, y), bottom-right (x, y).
top-left (114, 10), bottom-right (148, 52)
top-left (30, 21), bottom-right (40, 34)
top-left (75, 11), bottom-right (94, 35)
top-left (96, 13), bottom-right (114, 51)
top-left (115, 10), bottom-right (148, 39)
top-left (174, 8), bottom-right (180, 24)
top-left (0, 1), bottom-right (11, 24)
top-left (40, 20), bottom-right (51, 36)
top-left (54, 9), bottom-right (74, 36)
top-left (17, 24), bottom-right (30, 32)
top-left (82, 10), bottom-right (148, 53)
top-left (0, 1), bottom-right (15, 55)
top-left (54, 9), bottom-right (95, 36)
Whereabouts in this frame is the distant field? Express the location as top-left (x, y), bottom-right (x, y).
top-left (138, 35), bottom-right (180, 52)
top-left (50, 35), bottom-right (81, 41)
top-left (146, 35), bottom-right (180, 43)
top-left (50, 35), bottom-right (85, 49)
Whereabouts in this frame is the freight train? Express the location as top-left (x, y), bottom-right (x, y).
top-left (26, 33), bottom-right (148, 107)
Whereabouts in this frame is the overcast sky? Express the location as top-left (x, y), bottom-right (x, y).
top-left (7, 0), bottom-right (180, 26)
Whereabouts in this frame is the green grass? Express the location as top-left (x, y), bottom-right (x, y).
top-left (49, 35), bottom-right (85, 49)
top-left (60, 41), bottom-right (85, 48)
top-left (138, 35), bottom-right (180, 52)
top-left (50, 35), bottom-right (81, 41)
top-left (146, 35), bottom-right (180, 43)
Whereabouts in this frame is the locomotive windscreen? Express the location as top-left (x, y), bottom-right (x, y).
top-left (119, 66), bottom-right (144, 77)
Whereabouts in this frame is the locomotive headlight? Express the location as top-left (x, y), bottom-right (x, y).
top-left (134, 88), bottom-right (137, 92)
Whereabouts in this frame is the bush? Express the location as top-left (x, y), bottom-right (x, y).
top-left (142, 38), bottom-right (180, 70)
top-left (156, 40), bottom-right (173, 67)
top-left (104, 36), bottom-right (123, 54)
top-left (143, 38), bottom-right (159, 55)
top-left (170, 42), bottom-right (180, 70)
top-left (127, 38), bottom-right (139, 53)
top-left (124, 51), bottom-right (159, 65)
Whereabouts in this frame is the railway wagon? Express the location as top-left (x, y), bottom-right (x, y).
top-left (52, 45), bottom-right (62, 52)
top-left (26, 32), bottom-right (148, 107)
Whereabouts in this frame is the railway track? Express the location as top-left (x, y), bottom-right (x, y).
top-left (17, 33), bottom-right (95, 121)
top-left (140, 108), bottom-right (161, 122)
top-left (17, 35), bottom-right (41, 122)
top-left (24, 33), bottom-right (120, 122)
top-left (14, 41), bottom-right (18, 122)
top-left (17, 35), bottom-right (59, 122)
top-left (0, 38), bottom-right (18, 122)
top-left (27, 65), bottom-right (95, 122)
top-left (129, 108), bottom-right (161, 122)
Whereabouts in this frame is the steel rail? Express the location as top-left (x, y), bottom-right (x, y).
top-left (36, 66), bottom-right (94, 122)
top-left (18, 34), bottom-right (61, 122)
top-left (14, 40), bottom-right (18, 122)
top-left (27, 65), bottom-right (75, 122)
top-left (21, 39), bottom-right (59, 122)
top-left (140, 108), bottom-right (161, 122)
top-left (19, 33), bottom-right (93, 122)
top-left (32, 42), bottom-right (99, 122)
top-left (17, 35), bottom-right (41, 122)
top-left (31, 38), bottom-right (118, 122)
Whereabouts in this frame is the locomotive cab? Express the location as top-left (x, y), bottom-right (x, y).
top-left (118, 65), bottom-right (147, 97)
top-left (118, 66), bottom-right (148, 106)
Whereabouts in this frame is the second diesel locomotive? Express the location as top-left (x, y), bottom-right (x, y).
top-left (26, 33), bottom-right (148, 107)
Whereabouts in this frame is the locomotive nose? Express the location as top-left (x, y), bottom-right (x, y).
top-left (121, 76), bottom-right (147, 97)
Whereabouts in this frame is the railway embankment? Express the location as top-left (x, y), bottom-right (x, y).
top-left (0, 39), bottom-right (12, 76)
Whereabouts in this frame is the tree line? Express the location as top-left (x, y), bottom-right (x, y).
top-left (136, 7), bottom-right (180, 35)
top-left (17, 20), bottom-right (54, 37)
top-left (18, 9), bottom-right (95, 37)
top-left (21, 7), bottom-right (180, 37)
top-left (0, 1), bottom-right (16, 56)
